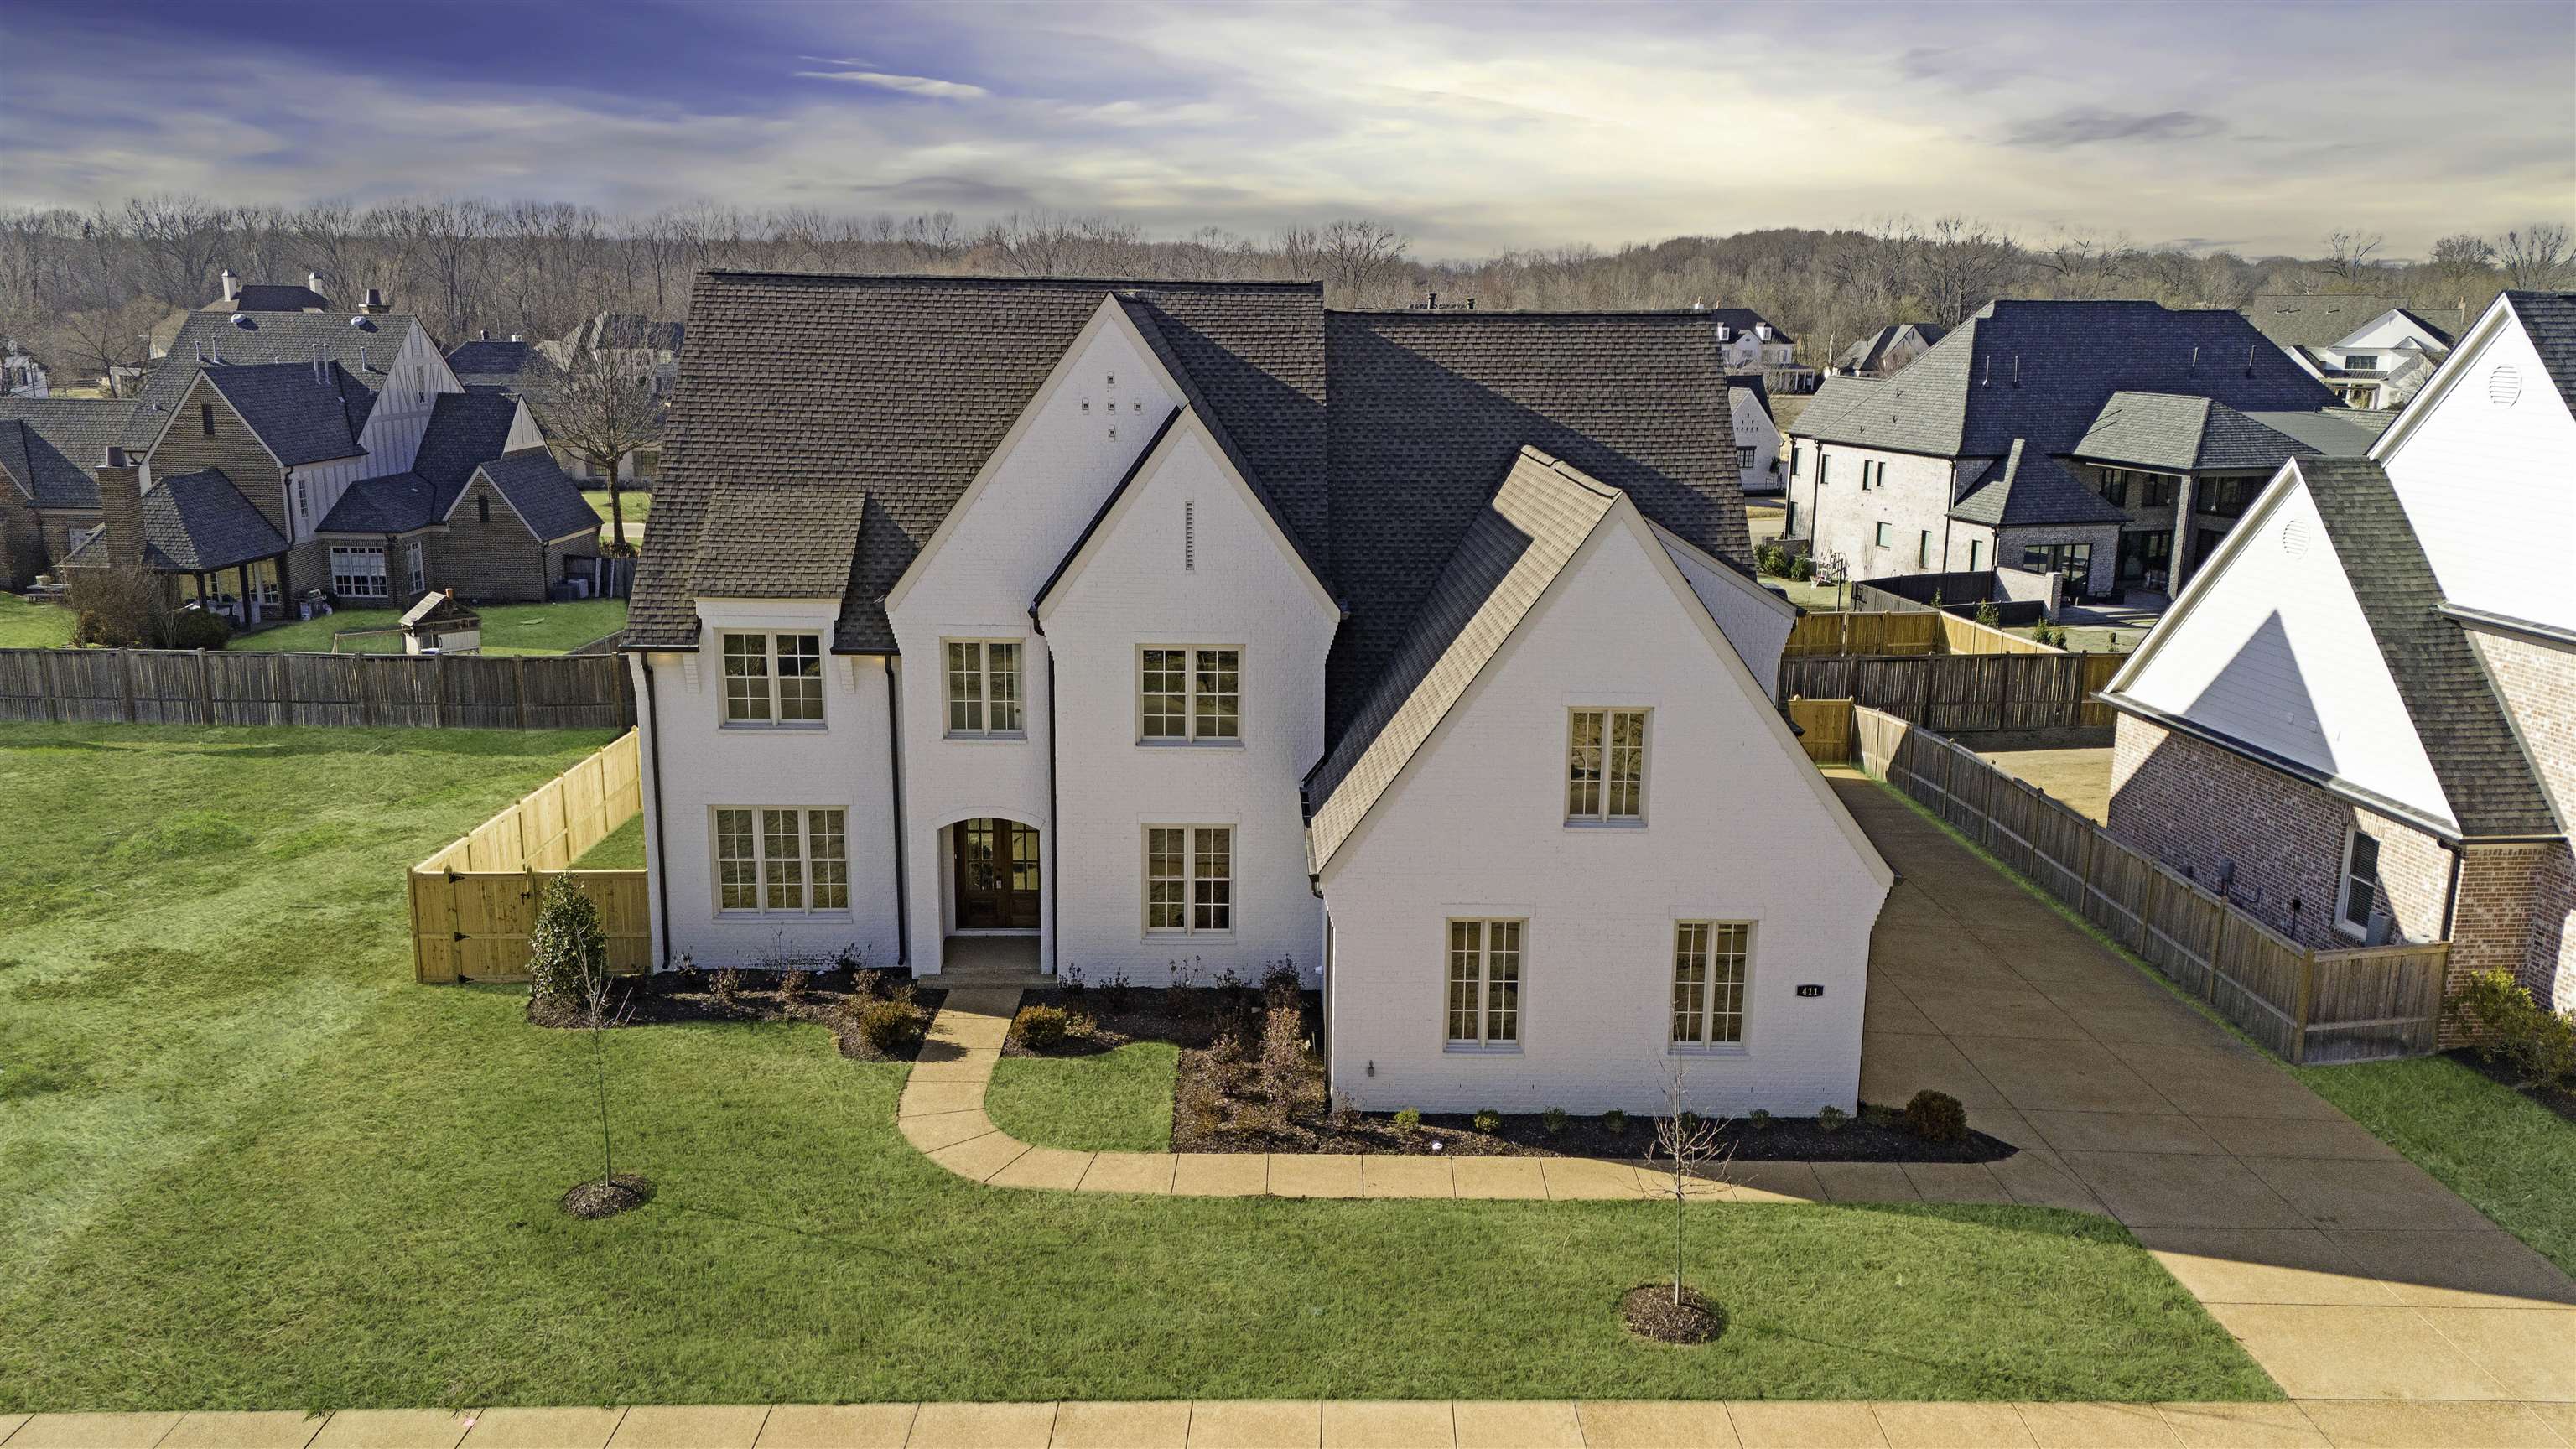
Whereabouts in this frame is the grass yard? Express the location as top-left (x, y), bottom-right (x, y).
top-left (236, 598), bottom-right (627, 656)
top-left (0, 592), bottom-right (76, 648)
top-left (987, 1042), bottom-right (1180, 1153)
top-left (2294, 1055), bottom-right (2576, 1275)
top-left (572, 812), bottom-right (647, 869)
top-left (2, 724), bottom-right (2274, 1412)
top-left (583, 488), bottom-right (652, 524)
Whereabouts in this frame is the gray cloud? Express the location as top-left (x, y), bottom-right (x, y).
top-left (793, 69), bottom-right (990, 99)
top-left (2002, 106), bottom-right (2226, 149)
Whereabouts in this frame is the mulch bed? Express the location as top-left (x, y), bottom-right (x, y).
top-left (562, 1174), bottom-right (654, 1219)
top-left (1008, 985), bottom-right (2013, 1162)
top-left (526, 966), bottom-right (945, 1063)
top-left (1622, 1283), bottom-right (1727, 1344)
top-left (2444, 1046), bottom-right (2576, 1124)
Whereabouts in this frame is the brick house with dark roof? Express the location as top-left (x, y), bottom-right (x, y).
top-left (2102, 292), bottom-right (2576, 1024)
top-left (626, 270), bottom-right (1886, 1115)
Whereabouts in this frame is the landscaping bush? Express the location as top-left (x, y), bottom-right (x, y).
top-left (1393, 1107), bottom-right (1422, 1138)
top-left (1259, 1006), bottom-right (1307, 1115)
top-left (1905, 1088), bottom-right (1969, 1144)
top-left (1013, 1004), bottom-right (1072, 1051)
top-left (1788, 554), bottom-right (1815, 582)
top-left (1747, 1109), bottom-right (1770, 1132)
top-left (1816, 1104), bottom-right (1849, 1134)
top-left (1472, 1108), bottom-right (1504, 1134)
top-left (68, 564), bottom-right (174, 648)
top-left (1755, 543), bottom-right (1790, 577)
top-left (1261, 960), bottom-right (1301, 1011)
top-left (1602, 1109), bottom-right (1628, 1137)
top-left (854, 997), bottom-right (927, 1053)
top-left (169, 609), bottom-right (232, 651)
top-left (1542, 1106), bottom-right (1569, 1138)
top-left (2450, 969), bottom-right (2576, 1093)
top-left (527, 875), bottom-right (608, 1005)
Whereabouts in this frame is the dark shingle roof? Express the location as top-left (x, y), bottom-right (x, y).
top-left (1947, 439), bottom-right (2130, 527)
top-left (444, 336), bottom-right (559, 392)
top-left (2238, 409), bottom-right (2384, 455)
top-left (1706, 307), bottom-right (1793, 345)
top-left (0, 397), bottom-right (131, 509)
top-left (2072, 391), bottom-right (2330, 474)
top-left (316, 392), bottom-right (526, 532)
top-left (64, 468), bottom-right (288, 573)
top-left (1323, 309), bottom-right (1746, 729)
top-left (1834, 323), bottom-right (1946, 373)
top-left (2296, 458), bottom-right (2557, 839)
top-left (314, 471), bottom-right (436, 533)
top-left (693, 480), bottom-right (867, 597)
top-left (201, 363), bottom-right (367, 465)
top-left (2501, 291), bottom-right (2576, 415)
top-left (212, 283), bottom-right (331, 312)
top-left (131, 310), bottom-right (423, 449)
top-left (2242, 295), bottom-right (2465, 351)
top-left (475, 449), bottom-right (600, 543)
top-left (1118, 296), bottom-right (1328, 586)
top-left (1792, 300), bottom-right (2341, 461)
top-left (569, 313), bottom-right (684, 354)
top-left (1306, 449), bottom-right (1622, 869)
top-left (1730, 372), bottom-right (1774, 423)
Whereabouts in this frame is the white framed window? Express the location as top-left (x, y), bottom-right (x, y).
top-left (1737, 445), bottom-right (1756, 471)
top-left (943, 639), bottom-right (1022, 735)
top-left (1446, 918), bottom-right (1523, 1048)
top-left (1967, 538), bottom-right (1982, 570)
top-left (1566, 708), bottom-right (1648, 823)
top-left (330, 545), bottom-right (387, 599)
top-left (1790, 444), bottom-right (1804, 478)
top-left (1670, 921), bottom-right (1750, 1048)
top-left (1139, 647), bottom-right (1239, 742)
top-left (713, 807), bottom-right (848, 914)
top-left (2345, 353), bottom-right (2376, 371)
top-left (1918, 530), bottom-right (1932, 568)
top-left (404, 538), bottom-right (426, 595)
top-left (2337, 828), bottom-right (2381, 939)
top-left (1144, 825), bottom-right (1231, 933)
top-left (721, 632), bottom-right (823, 726)
top-left (1874, 522), bottom-right (1893, 548)
top-left (295, 478), bottom-right (310, 528)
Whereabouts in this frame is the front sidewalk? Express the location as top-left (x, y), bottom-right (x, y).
top-left (8, 1396), bottom-right (2575, 1448)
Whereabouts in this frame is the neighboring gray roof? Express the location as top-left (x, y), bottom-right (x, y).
top-left (1947, 439), bottom-right (2130, 528)
top-left (568, 313), bottom-right (684, 354)
top-left (2295, 458), bottom-right (2557, 839)
top-left (131, 309), bottom-right (423, 449)
top-left (200, 363), bottom-right (367, 465)
top-left (475, 449), bottom-right (600, 543)
top-left (444, 336), bottom-right (558, 393)
top-left (1792, 300), bottom-right (2341, 460)
top-left (314, 471), bottom-right (435, 534)
top-left (1306, 448), bottom-right (1622, 870)
top-left (693, 480), bottom-right (866, 598)
top-left (2241, 295), bottom-right (2466, 351)
top-left (1705, 307), bottom-right (1793, 344)
top-left (2071, 391), bottom-right (2327, 474)
top-left (0, 397), bottom-right (131, 509)
top-left (2501, 290), bottom-right (2576, 415)
top-left (1730, 371), bottom-right (1774, 423)
top-left (2239, 408), bottom-right (2385, 454)
top-left (1835, 323), bottom-right (1946, 373)
top-left (63, 468), bottom-right (288, 573)
top-left (315, 391), bottom-right (526, 533)
top-left (210, 283), bottom-right (331, 312)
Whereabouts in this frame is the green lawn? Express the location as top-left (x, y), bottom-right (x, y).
top-left (2294, 1055), bottom-right (2576, 1275)
top-left (0, 592), bottom-right (76, 648)
top-left (987, 1042), bottom-right (1180, 1152)
top-left (1, 724), bottom-right (2274, 1411)
top-left (572, 813), bottom-right (646, 870)
top-left (236, 598), bottom-right (627, 656)
top-left (582, 488), bottom-right (652, 523)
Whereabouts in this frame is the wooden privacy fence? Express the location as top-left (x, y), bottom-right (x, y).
top-left (0, 647), bottom-right (634, 730)
top-left (1852, 708), bottom-right (2444, 1063)
top-left (1785, 696), bottom-right (1854, 765)
top-left (1784, 611), bottom-right (1941, 657)
top-left (411, 730), bottom-right (650, 984)
top-left (1779, 650), bottom-right (2122, 734)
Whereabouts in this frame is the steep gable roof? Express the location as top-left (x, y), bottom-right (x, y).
top-left (316, 392), bottom-right (525, 533)
top-left (2501, 290), bottom-right (2576, 414)
top-left (1946, 439), bottom-right (2130, 527)
top-left (210, 283), bottom-right (331, 312)
top-left (1835, 322), bottom-right (1946, 372)
top-left (132, 309), bottom-right (423, 449)
top-left (1305, 449), bottom-right (1620, 871)
top-left (445, 336), bottom-right (560, 393)
top-left (2242, 294), bottom-right (2466, 351)
top-left (0, 397), bottom-right (131, 509)
top-left (1703, 307), bottom-right (1792, 344)
top-left (695, 479), bottom-right (867, 598)
top-left (473, 450), bottom-right (599, 543)
top-left (2072, 391), bottom-right (2333, 474)
top-left (1793, 300), bottom-right (2340, 460)
top-left (199, 363), bottom-right (367, 465)
top-left (62, 468), bottom-right (287, 573)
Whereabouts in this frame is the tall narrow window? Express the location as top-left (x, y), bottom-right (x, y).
top-left (761, 809), bottom-right (804, 910)
top-left (1140, 647), bottom-right (1239, 741)
top-left (1874, 522), bottom-right (1892, 548)
top-left (944, 640), bottom-right (1021, 735)
top-left (1567, 709), bottom-right (1648, 823)
top-left (2338, 829), bottom-right (2381, 937)
top-left (1967, 539), bottom-right (1982, 570)
top-left (1918, 530), bottom-right (1932, 568)
top-left (1446, 919), bottom-right (1523, 1047)
top-left (713, 807), bottom-right (847, 916)
top-left (200, 402), bottom-right (216, 436)
top-left (722, 632), bottom-right (824, 725)
top-left (1144, 825), bottom-right (1231, 933)
top-left (1671, 922), bottom-right (1750, 1046)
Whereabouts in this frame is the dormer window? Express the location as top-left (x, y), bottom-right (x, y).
top-left (722, 631), bottom-right (823, 726)
top-left (944, 640), bottom-right (1023, 736)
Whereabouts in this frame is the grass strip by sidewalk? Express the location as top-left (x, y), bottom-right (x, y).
top-left (986, 1041), bottom-right (1179, 1153)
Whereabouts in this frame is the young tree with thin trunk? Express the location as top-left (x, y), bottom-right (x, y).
top-left (522, 344), bottom-right (662, 553)
top-left (1651, 1061), bottom-right (1737, 1307)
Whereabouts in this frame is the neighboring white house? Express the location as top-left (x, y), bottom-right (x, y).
top-left (2241, 295), bottom-right (2468, 411)
top-left (624, 271), bottom-right (1882, 1111)
top-left (1729, 377), bottom-right (1784, 495)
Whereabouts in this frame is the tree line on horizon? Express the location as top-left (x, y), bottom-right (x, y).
top-left (3, 195), bottom-right (2567, 394)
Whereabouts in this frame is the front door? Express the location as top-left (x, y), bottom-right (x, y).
top-left (953, 818), bottom-right (1040, 930)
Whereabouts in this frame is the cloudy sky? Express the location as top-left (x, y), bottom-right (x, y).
top-left (6, 0), bottom-right (2568, 259)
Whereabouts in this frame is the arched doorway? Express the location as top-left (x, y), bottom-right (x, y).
top-left (953, 818), bottom-right (1040, 931)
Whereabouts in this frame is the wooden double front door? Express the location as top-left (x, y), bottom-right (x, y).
top-left (953, 818), bottom-right (1040, 931)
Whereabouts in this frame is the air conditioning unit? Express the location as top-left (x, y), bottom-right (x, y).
top-left (2366, 911), bottom-right (2394, 947)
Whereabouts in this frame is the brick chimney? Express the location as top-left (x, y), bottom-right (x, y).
top-left (308, 270), bottom-right (325, 296)
top-left (96, 446), bottom-right (144, 567)
top-left (221, 267), bottom-right (240, 304)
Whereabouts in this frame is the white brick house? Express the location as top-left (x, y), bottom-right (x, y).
top-left (624, 273), bottom-right (1888, 1111)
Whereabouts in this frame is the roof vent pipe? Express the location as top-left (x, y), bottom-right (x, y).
top-left (2245, 344), bottom-right (2257, 377)
top-left (2189, 345), bottom-right (2199, 374)
top-left (2011, 354), bottom-right (2022, 387)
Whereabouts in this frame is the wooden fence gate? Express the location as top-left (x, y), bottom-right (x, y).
top-left (410, 730), bottom-right (651, 983)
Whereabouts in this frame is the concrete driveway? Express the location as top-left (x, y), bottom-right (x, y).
top-left (1838, 775), bottom-right (2576, 1407)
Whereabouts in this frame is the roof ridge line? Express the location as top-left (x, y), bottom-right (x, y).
top-left (699, 270), bottom-right (1324, 293)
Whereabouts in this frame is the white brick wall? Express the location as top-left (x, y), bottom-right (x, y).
top-left (1793, 443), bottom-right (1972, 583)
top-left (1318, 512), bottom-right (1888, 1116)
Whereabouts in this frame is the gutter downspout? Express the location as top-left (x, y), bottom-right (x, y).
top-left (2439, 845), bottom-right (2467, 941)
top-left (1031, 605), bottom-right (1059, 977)
top-left (637, 653), bottom-right (673, 969)
top-left (886, 654), bottom-right (909, 969)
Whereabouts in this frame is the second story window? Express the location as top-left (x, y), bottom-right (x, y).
top-left (1140, 647), bottom-right (1239, 743)
top-left (1567, 709), bottom-right (1647, 823)
top-left (722, 632), bottom-right (823, 725)
top-left (200, 402), bottom-right (216, 436)
top-left (944, 640), bottom-right (1022, 735)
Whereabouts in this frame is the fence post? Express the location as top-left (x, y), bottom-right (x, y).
top-left (515, 656), bottom-right (531, 730)
top-left (119, 648), bottom-right (138, 722)
top-left (2292, 950), bottom-right (2317, 1065)
top-left (43, 650), bottom-right (65, 724)
top-left (431, 656), bottom-right (447, 730)
top-left (198, 650), bottom-right (215, 724)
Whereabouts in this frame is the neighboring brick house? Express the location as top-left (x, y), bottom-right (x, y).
top-left (1830, 322), bottom-right (1946, 377)
top-left (1785, 300), bottom-right (2365, 601)
top-left (0, 398), bottom-right (119, 584)
top-left (2102, 291), bottom-right (2576, 1016)
top-left (624, 273), bottom-right (1880, 1114)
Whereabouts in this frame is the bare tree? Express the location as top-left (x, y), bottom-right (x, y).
top-left (522, 345), bottom-right (662, 551)
top-left (1912, 216), bottom-right (2018, 327)
top-left (1650, 1062), bottom-right (1736, 1308)
top-left (1313, 219), bottom-right (1410, 304)
top-left (2498, 224), bottom-right (2571, 289)
top-left (2322, 228), bottom-right (2385, 285)
top-left (2428, 233), bottom-right (2496, 288)
top-left (2038, 226), bottom-right (2138, 299)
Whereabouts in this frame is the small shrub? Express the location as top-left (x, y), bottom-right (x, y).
top-left (1393, 1107), bottom-right (1422, 1138)
top-left (711, 966), bottom-right (747, 1004)
top-left (1328, 1090), bottom-right (1362, 1130)
top-left (1541, 1106), bottom-right (1569, 1137)
top-left (1905, 1088), bottom-right (1969, 1144)
top-left (169, 609), bottom-right (231, 651)
top-left (1259, 1006), bottom-right (1307, 1116)
top-left (1472, 1108), bottom-right (1503, 1135)
top-left (1789, 554), bottom-right (1815, 582)
top-left (527, 875), bottom-right (608, 1005)
top-left (1012, 1004), bottom-right (1072, 1051)
top-left (1099, 970), bottom-right (1133, 1013)
top-left (2450, 969), bottom-right (2576, 1093)
top-left (773, 967), bottom-right (805, 1005)
top-left (854, 997), bottom-right (927, 1053)
top-left (1816, 1104), bottom-right (1849, 1134)
top-left (1862, 1103), bottom-right (1901, 1129)
top-left (1602, 1108), bottom-right (1628, 1136)
top-left (849, 968), bottom-right (890, 1000)
top-left (1060, 964), bottom-right (1087, 1002)
top-left (1973, 599), bottom-right (2002, 629)
top-left (1261, 959), bottom-right (1301, 1010)
top-left (1746, 1108), bottom-right (1770, 1132)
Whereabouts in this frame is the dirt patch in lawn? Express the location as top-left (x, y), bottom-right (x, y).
top-left (1010, 984), bottom-right (2012, 1162)
top-left (2444, 1046), bottom-right (2576, 1124)
top-left (527, 967), bottom-right (945, 1063)
top-left (563, 1174), bottom-right (654, 1219)
top-left (1622, 1283), bottom-right (1727, 1344)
